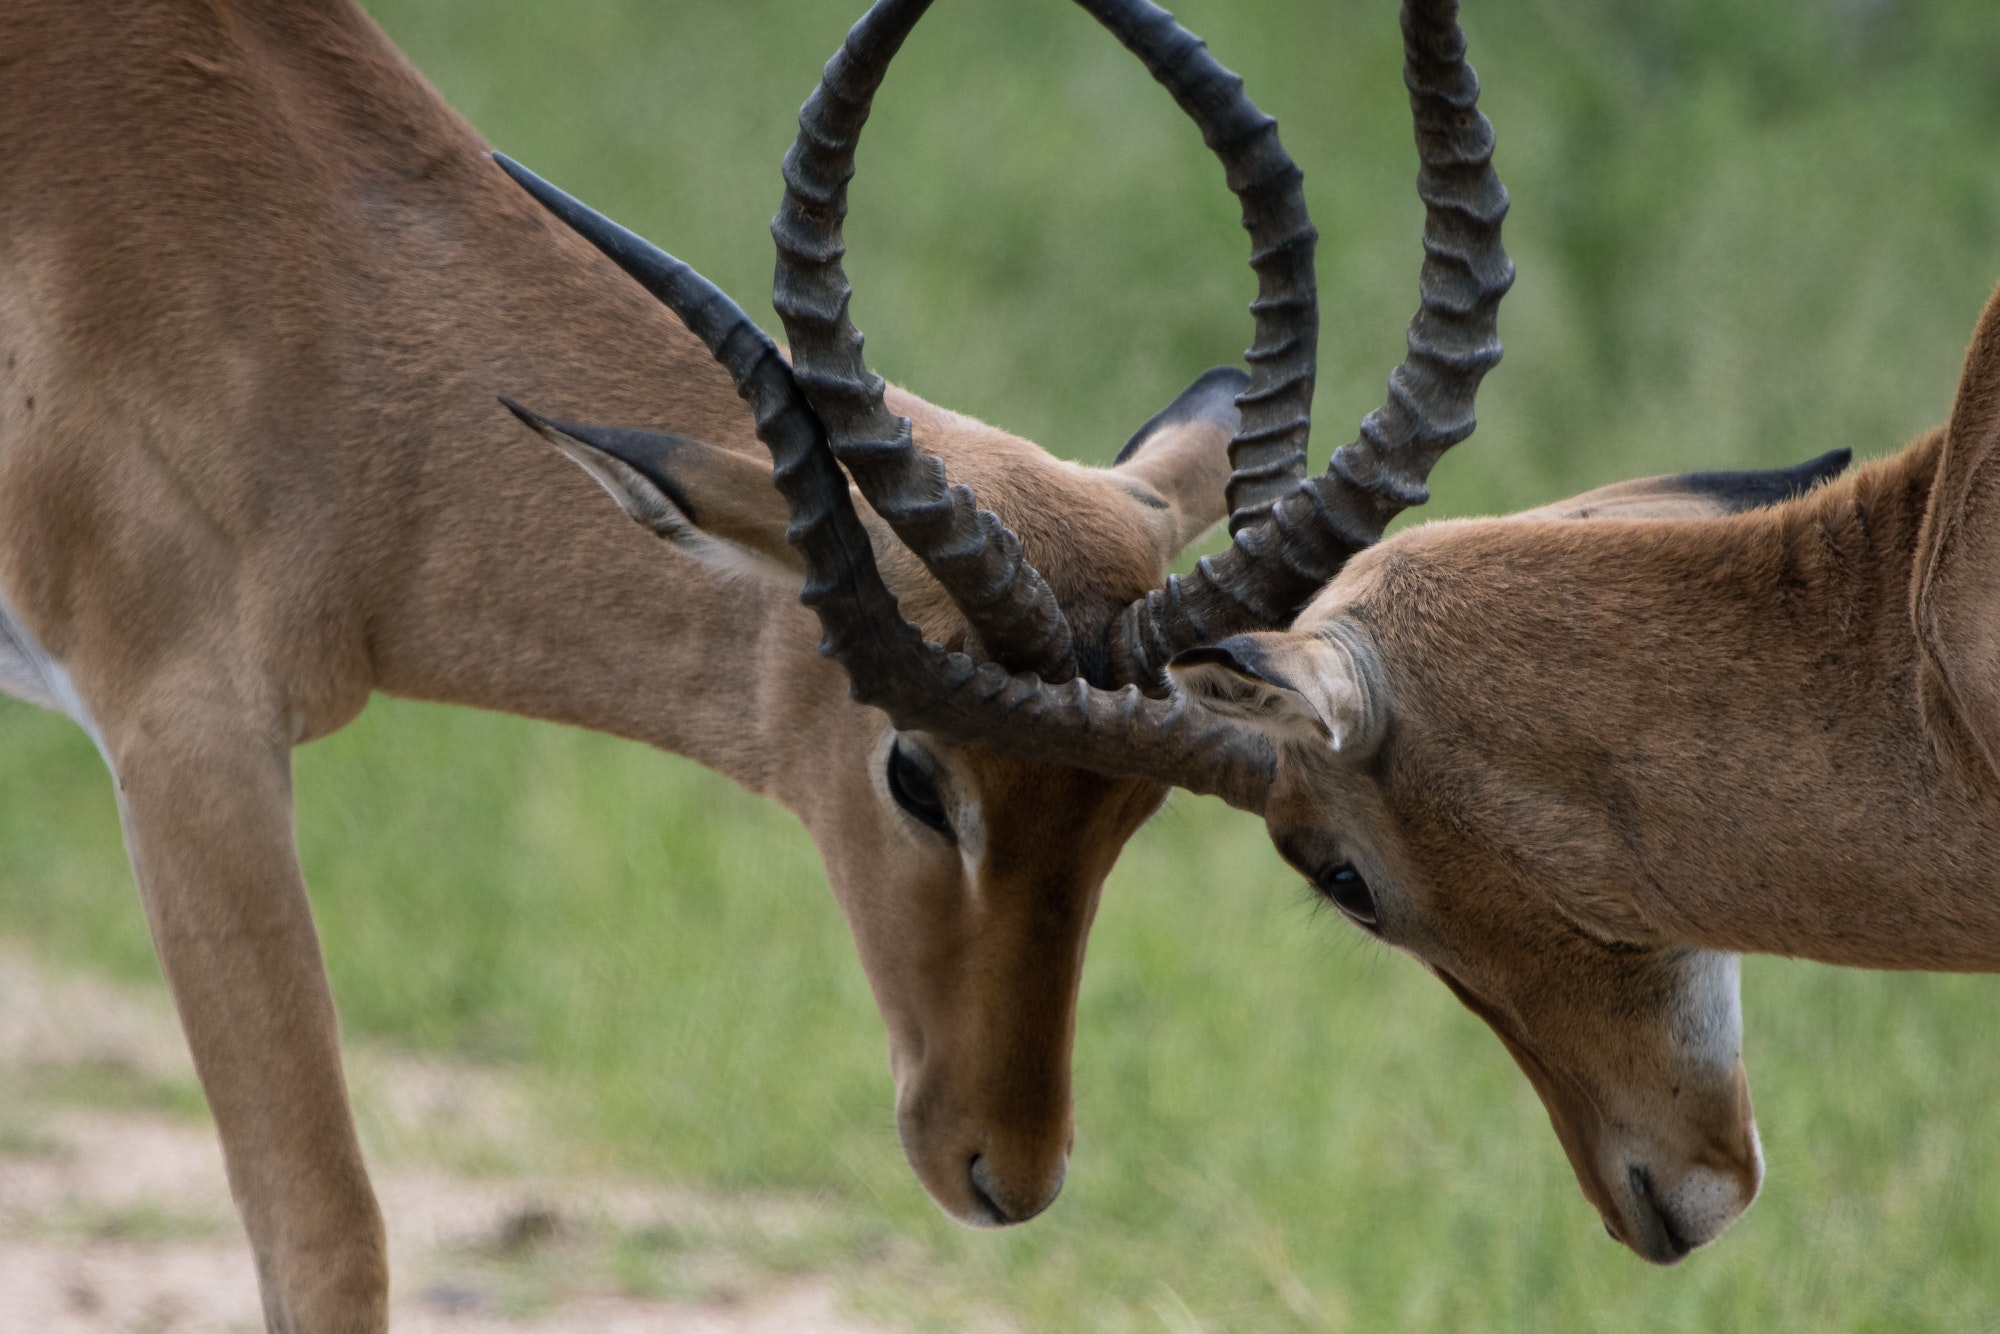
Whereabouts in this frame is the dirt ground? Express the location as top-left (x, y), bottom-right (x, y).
top-left (0, 946), bottom-right (908, 1333)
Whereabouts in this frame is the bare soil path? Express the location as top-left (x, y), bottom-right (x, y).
top-left (0, 946), bottom-right (909, 1333)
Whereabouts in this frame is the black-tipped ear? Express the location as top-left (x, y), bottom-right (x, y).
top-left (502, 397), bottom-right (804, 583)
top-left (502, 398), bottom-right (702, 520)
top-left (1170, 636), bottom-right (1295, 691)
top-left (1674, 447), bottom-right (1852, 513)
top-left (1112, 367), bottom-right (1254, 560)
top-left (1117, 366), bottom-right (1249, 464)
top-left (1522, 446), bottom-right (1856, 523)
top-left (1171, 627), bottom-right (1386, 755)
top-left (1169, 634), bottom-right (1326, 741)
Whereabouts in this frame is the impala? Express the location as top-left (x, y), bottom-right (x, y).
top-left (545, 0), bottom-right (1880, 1278)
top-left (0, 0), bottom-right (1342, 1326)
top-left (1159, 304), bottom-right (2000, 1263)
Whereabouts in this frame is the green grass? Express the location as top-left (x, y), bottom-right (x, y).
top-left (8, 0), bottom-right (2000, 1328)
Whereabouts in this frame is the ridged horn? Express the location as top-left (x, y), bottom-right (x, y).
top-left (1111, 0), bottom-right (1514, 689)
top-left (773, 0), bottom-right (1076, 681)
top-left (1075, 0), bottom-right (1318, 538)
top-left (771, 0), bottom-right (1322, 681)
top-left (495, 152), bottom-right (1276, 809)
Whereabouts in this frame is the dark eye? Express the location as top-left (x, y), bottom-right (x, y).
top-left (887, 741), bottom-right (955, 841)
top-left (1317, 864), bottom-right (1378, 928)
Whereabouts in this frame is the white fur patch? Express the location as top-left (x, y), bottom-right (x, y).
top-left (1601, 949), bottom-right (1759, 1254)
top-left (1673, 949), bottom-right (1745, 1074)
top-left (0, 587), bottom-right (107, 762)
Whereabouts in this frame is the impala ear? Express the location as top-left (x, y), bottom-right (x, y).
top-left (1112, 366), bottom-right (1248, 558)
top-left (1913, 281), bottom-right (2000, 787)
top-left (1517, 448), bottom-right (1851, 521)
top-left (503, 399), bottom-right (804, 585)
top-left (1170, 624), bottom-right (1386, 757)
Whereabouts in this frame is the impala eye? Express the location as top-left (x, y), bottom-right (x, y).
top-left (1317, 864), bottom-right (1378, 928)
top-left (887, 742), bottom-right (954, 841)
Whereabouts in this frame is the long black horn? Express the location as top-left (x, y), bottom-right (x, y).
top-left (1111, 0), bottom-right (1513, 689)
top-left (1077, 0), bottom-right (1318, 538)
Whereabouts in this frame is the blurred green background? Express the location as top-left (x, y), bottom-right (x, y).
top-left (7, 0), bottom-right (2000, 1328)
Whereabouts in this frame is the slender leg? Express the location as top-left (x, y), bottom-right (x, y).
top-left (107, 701), bottom-right (386, 1333)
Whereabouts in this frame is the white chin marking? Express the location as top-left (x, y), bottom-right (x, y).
top-left (1675, 950), bottom-right (1744, 1072)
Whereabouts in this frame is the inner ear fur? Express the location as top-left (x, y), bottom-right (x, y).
top-left (1169, 621), bottom-right (1387, 756)
top-left (1914, 280), bottom-right (2000, 786)
top-left (503, 399), bottom-right (805, 583)
top-left (1113, 366), bottom-right (1248, 557)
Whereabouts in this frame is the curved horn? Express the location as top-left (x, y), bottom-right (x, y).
top-left (494, 153), bottom-right (1276, 810)
top-left (771, 0), bottom-right (1321, 680)
top-left (1078, 0), bottom-right (1318, 537)
top-left (773, 0), bottom-right (1075, 681)
top-left (1112, 0), bottom-right (1514, 689)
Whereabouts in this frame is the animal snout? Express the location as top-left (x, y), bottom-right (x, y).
top-left (1610, 1130), bottom-right (1763, 1265)
top-left (966, 1152), bottom-right (1066, 1227)
top-left (894, 1082), bottom-right (1071, 1228)
top-left (901, 1135), bottom-right (1068, 1228)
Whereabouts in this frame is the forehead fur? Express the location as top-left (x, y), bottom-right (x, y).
top-left (882, 389), bottom-right (1170, 658)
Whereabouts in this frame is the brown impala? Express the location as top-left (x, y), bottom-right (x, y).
top-left (1160, 301), bottom-right (2000, 1263)
top-left (0, 0), bottom-right (1530, 1326)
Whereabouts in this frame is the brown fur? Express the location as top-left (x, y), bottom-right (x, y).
top-left (1180, 285), bottom-right (2000, 1264)
top-left (0, 3), bottom-right (1241, 1328)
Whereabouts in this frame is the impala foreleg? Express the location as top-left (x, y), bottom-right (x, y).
top-left (106, 696), bottom-right (385, 1334)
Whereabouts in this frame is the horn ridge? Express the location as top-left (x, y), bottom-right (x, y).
top-left (775, 0), bottom-right (1326, 682)
top-left (1075, 0), bottom-right (1320, 537)
top-left (771, 0), bottom-right (1082, 682)
top-left (1321, 0), bottom-right (1512, 525)
top-left (1107, 0), bottom-right (1512, 691)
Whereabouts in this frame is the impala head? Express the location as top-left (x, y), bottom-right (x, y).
top-left (496, 0), bottom-right (1342, 1226)
top-left (1178, 620), bottom-right (1762, 1263)
top-left (505, 376), bottom-right (1241, 1224)
top-left (1168, 448), bottom-right (1860, 1263)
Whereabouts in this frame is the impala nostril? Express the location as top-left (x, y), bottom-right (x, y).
top-left (966, 1154), bottom-right (1011, 1226)
top-left (1625, 1164), bottom-right (1694, 1262)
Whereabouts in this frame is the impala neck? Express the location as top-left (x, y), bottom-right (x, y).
top-left (1382, 431), bottom-right (2000, 971)
top-left (1604, 432), bottom-right (2000, 968)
